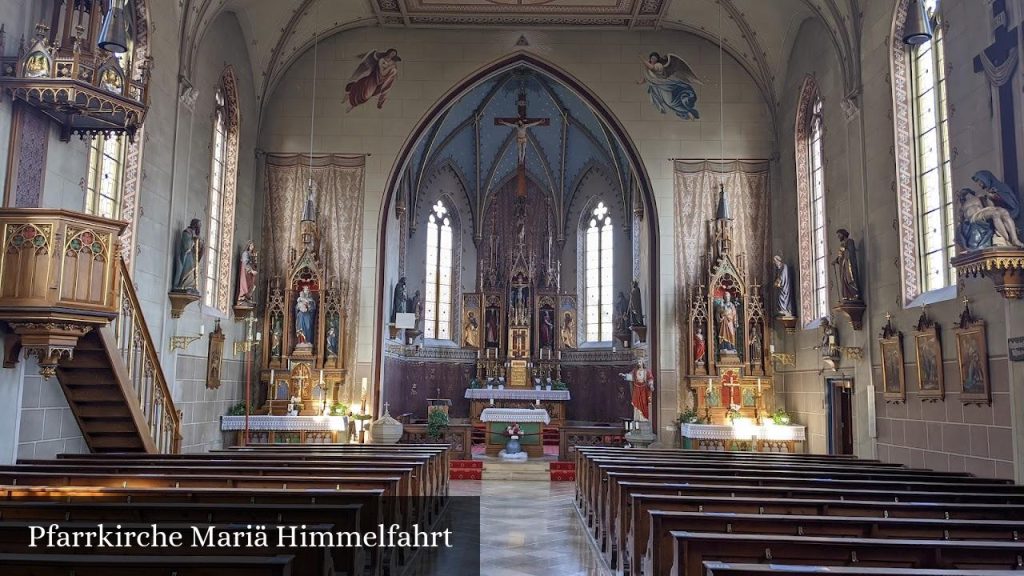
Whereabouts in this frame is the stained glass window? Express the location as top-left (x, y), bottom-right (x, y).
top-left (85, 136), bottom-right (126, 220)
top-left (585, 202), bottom-right (613, 342)
top-left (911, 0), bottom-right (955, 291)
top-left (425, 200), bottom-right (453, 340)
top-left (203, 88), bottom-right (228, 309)
top-left (809, 97), bottom-right (828, 320)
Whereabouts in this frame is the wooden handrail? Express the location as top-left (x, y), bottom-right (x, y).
top-left (113, 258), bottom-right (182, 453)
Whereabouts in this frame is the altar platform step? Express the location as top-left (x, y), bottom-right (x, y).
top-left (481, 460), bottom-right (551, 481)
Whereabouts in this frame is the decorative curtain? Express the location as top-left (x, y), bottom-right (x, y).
top-left (673, 159), bottom-right (771, 306)
top-left (263, 154), bottom-right (366, 383)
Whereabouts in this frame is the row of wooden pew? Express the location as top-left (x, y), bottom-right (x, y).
top-left (0, 443), bottom-right (451, 575)
top-left (574, 446), bottom-right (1024, 576)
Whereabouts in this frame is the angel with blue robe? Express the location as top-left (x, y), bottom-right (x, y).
top-left (640, 52), bottom-right (701, 120)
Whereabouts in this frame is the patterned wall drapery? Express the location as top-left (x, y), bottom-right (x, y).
top-left (263, 154), bottom-right (366, 386)
top-left (673, 160), bottom-right (771, 352)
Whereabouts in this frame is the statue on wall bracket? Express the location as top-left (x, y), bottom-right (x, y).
top-left (831, 228), bottom-right (866, 330)
top-left (773, 254), bottom-right (797, 333)
top-left (951, 170), bottom-right (1024, 299)
top-left (168, 218), bottom-right (203, 318)
top-left (628, 280), bottom-right (647, 344)
top-left (233, 240), bottom-right (259, 321)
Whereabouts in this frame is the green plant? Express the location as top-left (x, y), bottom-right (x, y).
top-left (331, 403), bottom-right (349, 416)
top-left (226, 402), bottom-right (247, 416)
top-left (469, 377), bottom-right (481, 389)
top-left (676, 408), bottom-right (703, 425)
top-left (725, 407), bottom-right (742, 422)
top-left (426, 409), bottom-right (449, 440)
top-left (771, 409), bottom-right (792, 425)
top-left (552, 379), bottom-right (568, 391)
top-left (351, 413), bottom-right (373, 421)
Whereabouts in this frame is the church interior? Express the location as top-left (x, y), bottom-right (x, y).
top-left (0, 0), bottom-right (1023, 574)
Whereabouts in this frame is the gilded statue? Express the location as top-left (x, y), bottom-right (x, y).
top-left (463, 311), bottom-right (480, 348)
top-left (716, 291), bottom-right (738, 354)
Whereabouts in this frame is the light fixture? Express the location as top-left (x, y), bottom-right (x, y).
top-left (98, 0), bottom-right (129, 54)
top-left (902, 0), bottom-right (933, 45)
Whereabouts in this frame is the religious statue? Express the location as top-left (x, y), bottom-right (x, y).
top-left (773, 255), bottom-right (794, 317)
top-left (463, 311), bottom-right (480, 348)
top-left (561, 312), bottom-right (576, 349)
top-left (345, 48), bottom-right (401, 112)
top-left (831, 229), bottom-right (862, 302)
top-left (495, 90), bottom-right (550, 167)
top-left (956, 170), bottom-right (1023, 250)
top-left (295, 286), bottom-right (317, 347)
top-left (716, 291), bottom-right (739, 354)
top-left (270, 315), bottom-right (282, 359)
top-left (236, 241), bottom-right (259, 306)
top-left (391, 277), bottom-right (408, 323)
top-left (628, 280), bottom-right (645, 327)
top-left (326, 317), bottom-right (339, 357)
top-left (639, 52), bottom-right (701, 120)
top-left (539, 307), bottom-right (554, 349)
top-left (100, 68), bottom-right (123, 93)
top-left (619, 359), bottom-right (655, 420)
top-left (408, 290), bottom-right (423, 326)
top-left (749, 330), bottom-right (763, 368)
top-left (171, 219), bottom-right (203, 294)
top-left (693, 330), bottom-right (706, 365)
top-left (615, 291), bottom-right (631, 338)
top-left (820, 317), bottom-right (839, 369)
top-left (485, 305), bottom-right (500, 348)
top-left (24, 52), bottom-right (49, 78)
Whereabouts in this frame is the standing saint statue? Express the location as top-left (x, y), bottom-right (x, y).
top-left (619, 359), bottom-right (655, 421)
top-left (627, 280), bottom-right (645, 327)
top-left (539, 307), bottom-right (554, 349)
top-left (831, 229), bottom-right (863, 302)
top-left (773, 255), bottom-right (794, 318)
top-left (326, 316), bottom-right (339, 357)
top-left (716, 291), bottom-right (739, 354)
top-left (171, 219), bottom-right (203, 293)
top-left (236, 240), bottom-right (258, 306)
top-left (561, 312), bottom-right (576, 349)
top-left (295, 286), bottom-right (317, 347)
top-left (463, 312), bottom-right (480, 348)
top-left (390, 277), bottom-right (408, 323)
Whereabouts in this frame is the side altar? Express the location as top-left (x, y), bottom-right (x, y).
top-left (258, 190), bottom-right (347, 417)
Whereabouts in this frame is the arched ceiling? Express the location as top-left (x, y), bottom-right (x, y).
top-left (402, 65), bottom-right (633, 233)
top-left (178, 0), bottom-right (861, 121)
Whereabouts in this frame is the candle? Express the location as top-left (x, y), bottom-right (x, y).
top-left (707, 378), bottom-right (713, 393)
top-left (757, 378), bottom-right (762, 393)
top-left (769, 344), bottom-right (775, 354)
top-left (270, 369), bottom-right (275, 386)
top-left (320, 369), bottom-right (325, 385)
top-left (256, 331), bottom-right (262, 342)
top-left (200, 324), bottom-right (205, 335)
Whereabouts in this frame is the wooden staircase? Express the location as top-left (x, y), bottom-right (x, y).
top-left (0, 210), bottom-right (180, 454)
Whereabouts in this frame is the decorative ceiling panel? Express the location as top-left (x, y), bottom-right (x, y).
top-left (374, 0), bottom-right (668, 28)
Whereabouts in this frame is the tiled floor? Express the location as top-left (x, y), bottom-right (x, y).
top-left (451, 479), bottom-right (610, 576)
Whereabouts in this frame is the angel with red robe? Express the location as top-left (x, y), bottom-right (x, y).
top-left (344, 48), bottom-right (401, 112)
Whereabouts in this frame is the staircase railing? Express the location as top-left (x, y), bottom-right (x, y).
top-left (112, 258), bottom-right (182, 453)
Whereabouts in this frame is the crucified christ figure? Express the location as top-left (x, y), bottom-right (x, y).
top-left (497, 117), bottom-right (547, 166)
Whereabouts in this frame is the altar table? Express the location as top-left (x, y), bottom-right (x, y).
top-left (479, 407), bottom-right (550, 457)
top-left (220, 415), bottom-right (349, 445)
top-left (465, 388), bottom-right (570, 426)
top-left (680, 422), bottom-right (806, 453)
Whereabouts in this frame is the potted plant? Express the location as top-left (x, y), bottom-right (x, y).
top-left (331, 403), bottom-right (349, 416)
top-left (725, 406), bottom-right (742, 423)
top-left (469, 377), bottom-right (481, 389)
top-left (426, 409), bottom-right (449, 440)
top-left (675, 408), bottom-right (702, 427)
top-left (226, 402), bottom-right (247, 416)
top-left (771, 409), bottom-right (792, 425)
top-left (552, 379), bottom-right (568, 391)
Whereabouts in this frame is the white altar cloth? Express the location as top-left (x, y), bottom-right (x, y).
top-left (479, 408), bottom-right (551, 424)
top-left (465, 388), bottom-right (570, 401)
top-left (680, 422), bottom-right (805, 442)
top-left (220, 415), bottom-right (349, 432)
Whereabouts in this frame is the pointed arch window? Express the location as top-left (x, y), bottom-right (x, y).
top-left (425, 199), bottom-right (453, 340)
top-left (892, 0), bottom-right (955, 303)
top-left (585, 201), bottom-right (613, 342)
top-left (795, 76), bottom-right (828, 325)
top-left (203, 70), bottom-right (240, 314)
top-left (85, 136), bottom-right (126, 219)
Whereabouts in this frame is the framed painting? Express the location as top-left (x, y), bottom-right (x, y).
top-left (879, 315), bottom-right (905, 402)
top-left (206, 320), bottom-right (225, 390)
top-left (954, 300), bottom-right (989, 404)
top-left (461, 293), bottom-right (481, 349)
top-left (913, 308), bottom-right (944, 401)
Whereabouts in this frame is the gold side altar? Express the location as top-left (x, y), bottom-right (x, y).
top-left (259, 192), bottom-right (347, 416)
top-left (684, 186), bottom-right (775, 424)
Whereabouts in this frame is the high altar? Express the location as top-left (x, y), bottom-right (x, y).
top-left (682, 187), bottom-right (804, 451)
top-left (258, 192), bottom-right (347, 416)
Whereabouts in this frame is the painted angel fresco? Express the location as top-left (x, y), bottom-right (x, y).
top-left (639, 52), bottom-right (702, 120)
top-left (344, 48), bottom-right (402, 112)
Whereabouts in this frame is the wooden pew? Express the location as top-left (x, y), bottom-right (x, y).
top-left (0, 521), bottom-right (331, 575)
top-left (646, 511), bottom-right (1024, 576)
top-left (628, 493), bottom-right (1024, 576)
top-left (702, 563), bottom-right (1022, 576)
top-left (669, 532), bottom-right (1024, 576)
top-left (0, 552), bottom-right (295, 576)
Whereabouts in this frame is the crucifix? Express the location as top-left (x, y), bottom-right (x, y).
top-left (973, 0), bottom-right (1020, 195)
top-left (495, 89), bottom-right (549, 196)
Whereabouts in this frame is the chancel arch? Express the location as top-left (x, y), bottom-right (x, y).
top-left (376, 52), bottom-right (659, 428)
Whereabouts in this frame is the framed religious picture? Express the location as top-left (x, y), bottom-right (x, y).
top-left (535, 295), bottom-right (556, 357)
top-left (482, 293), bottom-right (503, 354)
top-left (559, 295), bottom-right (578, 350)
top-left (206, 320), bottom-right (225, 390)
top-left (913, 308), bottom-right (944, 401)
top-left (954, 300), bottom-right (990, 405)
top-left (461, 293), bottom-right (481, 349)
top-left (879, 315), bottom-right (905, 402)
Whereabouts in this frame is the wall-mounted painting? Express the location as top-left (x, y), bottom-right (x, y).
top-left (880, 315), bottom-right (905, 402)
top-left (206, 320), bottom-right (225, 390)
top-left (913, 308), bottom-right (944, 401)
top-left (639, 52), bottom-right (701, 120)
top-left (345, 49), bottom-right (401, 112)
top-left (954, 300), bottom-right (989, 405)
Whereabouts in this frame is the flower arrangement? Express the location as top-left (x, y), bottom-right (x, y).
top-left (675, 408), bottom-right (704, 425)
top-left (469, 377), bottom-right (482, 389)
top-left (725, 405), bottom-right (742, 423)
top-left (226, 402), bottom-right (247, 416)
top-left (552, 379), bottom-right (568, 391)
top-left (771, 409), bottom-right (792, 425)
top-left (504, 422), bottom-right (522, 437)
top-left (331, 403), bottom-right (349, 416)
top-left (426, 409), bottom-right (449, 440)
